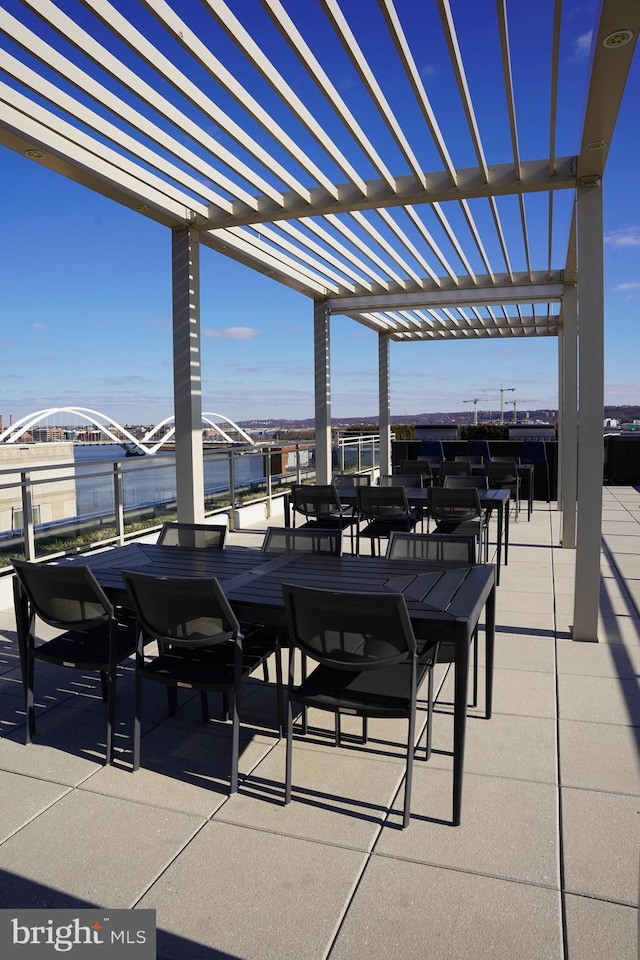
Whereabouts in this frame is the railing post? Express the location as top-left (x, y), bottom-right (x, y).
top-left (113, 462), bottom-right (124, 544)
top-left (265, 447), bottom-right (272, 518)
top-left (339, 435), bottom-right (345, 473)
top-left (295, 444), bottom-right (302, 484)
top-left (357, 438), bottom-right (362, 473)
top-left (20, 471), bottom-right (35, 560)
top-left (228, 451), bottom-right (236, 531)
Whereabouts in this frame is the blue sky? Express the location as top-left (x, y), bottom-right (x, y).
top-left (1, 0), bottom-right (639, 428)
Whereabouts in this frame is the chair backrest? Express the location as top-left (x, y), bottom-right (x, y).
top-left (399, 460), bottom-right (432, 479)
top-left (440, 460), bottom-right (472, 478)
top-left (262, 527), bottom-right (342, 556)
top-left (485, 462), bottom-right (519, 485)
top-left (520, 440), bottom-right (547, 464)
top-left (380, 474), bottom-right (423, 488)
top-left (291, 484), bottom-right (342, 520)
top-left (443, 475), bottom-right (489, 490)
top-left (386, 532), bottom-right (476, 562)
top-left (11, 558), bottom-right (113, 630)
top-left (491, 456), bottom-right (521, 463)
top-left (357, 485), bottom-right (411, 519)
top-left (331, 473), bottom-right (371, 487)
top-left (418, 440), bottom-right (444, 460)
top-left (454, 455), bottom-right (483, 464)
top-left (466, 439), bottom-right (491, 460)
top-left (121, 571), bottom-right (240, 648)
top-left (283, 584), bottom-right (416, 670)
top-left (428, 486), bottom-right (482, 523)
top-left (158, 522), bottom-right (227, 549)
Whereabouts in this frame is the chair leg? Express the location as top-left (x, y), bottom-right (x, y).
top-left (230, 690), bottom-right (240, 794)
top-left (221, 692), bottom-right (230, 721)
top-left (262, 660), bottom-right (269, 682)
top-left (469, 628), bottom-right (479, 708)
top-left (25, 650), bottom-right (35, 744)
top-left (200, 692), bottom-right (210, 723)
top-left (335, 711), bottom-right (341, 746)
top-left (425, 666), bottom-right (435, 761)
top-left (274, 642), bottom-right (285, 738)
top-left (403, 701), bottom-right (417, 829)
top-left (105, 666), bottom-right (117, 765)
top-left (133, 671), bottom-right (142, 771)
top-left (285, 697), bottom-right (294, 805)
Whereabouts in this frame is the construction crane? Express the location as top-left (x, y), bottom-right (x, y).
top-left (481, 384), bottom-right (515, 423)
top-left (505, 399), bottom-right (537, 423)
top-left (463, 397), bottom-right (498, 426)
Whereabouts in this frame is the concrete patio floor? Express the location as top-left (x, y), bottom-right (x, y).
top-left (0, 487), bottom-right (638, 959)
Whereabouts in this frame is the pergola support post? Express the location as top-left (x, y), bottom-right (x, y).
top-left (573, 183), bottom-right (604, 642)
top-left (172, 227), bottom-right (205, 524)
top-left (314, 299), bottom-right (332, 484)
top-left (378, 333), bottom-right (391, 478)
top-left (560, 285), bottom-right (578, 548)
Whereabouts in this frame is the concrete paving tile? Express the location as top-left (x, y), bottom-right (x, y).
top-left (478, 634), bottom-right (555, 672)
top-left (501, 562), bottom-right (553, 578)
top-left (497, 591), bottom-right (554, 615)
top-left (0, 725), bottom-right (104, 785)
top-left (601, 522), bottom-right (640, 536)
top-left (556, 641), bottom-right (640, 677)
top-left (79, 723), bottom-right (278, 817)
top-left (559, 719), bottom-right (640, 795)
top-left (558, 673), bottom-right (640, 726)
top-left (0, 770), bottom-right (70, 842)
top-left (216, 736), bottom-right (406, 850)
top-left (428, 711), bottom-right (558, 784)
top-left (139, 820), bottom-right (366, 960)
top-left (602, 535), bottom-right (640, 556)
top-left (0, 790), bottom-right (204, 908)
top-left (596, 616), bottom-right (640, 645)
top-left (331, 858), bottom-right (562, 960)
top-left (494, 575), bottom-right (553, 595)
top-left (490, 667), bottom-right (557, 718)
top-left (495, 610), bottom-right (555, 635)
top-left (564, 893), bottom-right (638, 960)
top-left (555, 593), bottom-right (639, 619)
top-left (561, 787), bottom-right (639, 905)
top-left (377, 766), bottom-right (559, 886)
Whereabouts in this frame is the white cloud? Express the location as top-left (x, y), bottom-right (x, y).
top-left (32, 323), bottom-right (47, 330)
top-left (615, 282), bottom-right (640, 291)
top-left (575, 30), bottom-right (592, 57)
top-left (203, 326), bottom-right (259, 340)
top-left (605, 228), bottom-right (640, 247)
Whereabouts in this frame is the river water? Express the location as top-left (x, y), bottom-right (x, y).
top-left (73, 445), bottom-right (268, 515)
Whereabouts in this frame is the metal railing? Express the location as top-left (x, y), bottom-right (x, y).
top-left (0, 434), bottom-right (380, 569)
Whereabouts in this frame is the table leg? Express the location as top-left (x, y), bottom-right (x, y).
top-left (504, 494), bottom-right (510, 565)
top-left (494, 503), bottom-right (502, 585)
top-left (485, 584), bottom-right (496, 720)
top-left (452, 626), bottom-right (470, 826)
top-left (284, 494), bottom-right (291, 528)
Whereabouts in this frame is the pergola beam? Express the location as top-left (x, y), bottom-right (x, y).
top-left (329, 282), bottom-right (564, 315)
top-left (202, 157), bottom-right (577, 229)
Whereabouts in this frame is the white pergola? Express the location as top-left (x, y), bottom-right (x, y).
top-left (1, 0), bottom-right (638, 640)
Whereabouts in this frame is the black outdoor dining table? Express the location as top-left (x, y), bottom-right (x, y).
top-left (285, 486), bottom-right (510, 583)
top-left (54, 542), bottom-right (496, 826)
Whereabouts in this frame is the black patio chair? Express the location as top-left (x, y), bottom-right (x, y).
top-left (290, 484), bottom-right (359, 552)
top-left (157, 521), bottom-right (227, 549)
top-left (485, 461), bottom-right (521, 519)
top-left (11, 558), bottom-right (138, 764)
top-left (386, 532), bottom-right (480, 707)
top-left (262, 526), bottom-right (342, 556)
top-left (398, 460), bottom-right (433, 484)
top-left (356, 485), bottom-right (419, 555)
top-left (454, 455), bottom-right (484, 464)
top-left (121, 570), bottom-right (283, 793)
top-left (282, 584), bottom-right (440, 829)
top-left (443, 475), bottom-right (489, 490)
top-left (439, 460), bottom-right (472, 482)
top-left (380, 474), bottom-right (423, 488)
top-left (331, 473), bottom-right (371, 487)
top-left (427, 486), bottom-right (489, 562)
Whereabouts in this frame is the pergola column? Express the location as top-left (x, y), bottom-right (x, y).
top-left (573, 183), bottom-right (604, 642)
top-left (560, 285), bottom-right (578, 548)
top-left (378, 333), bottom-right (391, 477)
top-left (314, 299), bottom-right (332, 484)
top-left (172, 227), bottom-right (205, 523)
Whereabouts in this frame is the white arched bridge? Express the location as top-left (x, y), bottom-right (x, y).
top-left (0, 407), bottom-right (256, 454)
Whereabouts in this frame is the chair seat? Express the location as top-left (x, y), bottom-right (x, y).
top-left (140, 633), bottom-right (277, 689)
top-left (359, 514), bottom-right (418, 537)
top-left (434, 518), bottom-right (483, 538)
top-left (291, 661), bottom-right (432, 718)
top-left (33, 623), bottom-right (136, 669)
